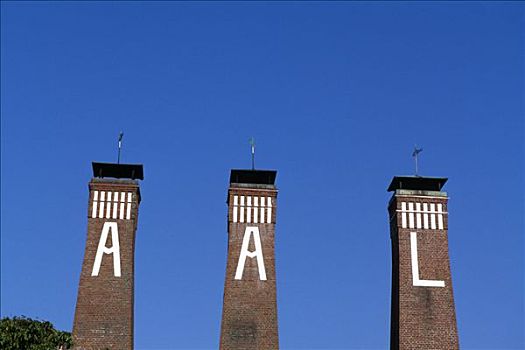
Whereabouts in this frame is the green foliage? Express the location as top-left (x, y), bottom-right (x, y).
top-left (0, 316), bottom-right (72, 350)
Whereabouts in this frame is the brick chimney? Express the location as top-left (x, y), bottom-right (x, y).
top-left (219, 169), bottom-right (280, 349)
top-left (387, 176), bottom-right (459, 349)
top-left (72, 162), bottom-right (144, 350)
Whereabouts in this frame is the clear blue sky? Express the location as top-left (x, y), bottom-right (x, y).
top-left (1, 2), bottom-right (523, 349)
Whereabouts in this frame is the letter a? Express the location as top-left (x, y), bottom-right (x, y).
top-left (410, 232), bottom-right (444, 287)
top-left (235, 226), bottom-right (267, 281)
top-left (92, 222), bottom-right (121, 277)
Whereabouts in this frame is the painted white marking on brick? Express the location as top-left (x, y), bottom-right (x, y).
top-left (126, 193), bottom-right (132, 220)
top-left (266, 197), bottom-right (272, 224)
top-left (231, 195), bottom-right (274, 224)
top-left (106, 201), bottom-right (112, 219)
top-left (235, 226), bottom-right (267, 281)
top-left (410, 232), bottom-right (445, 287)
top-left (246, 196), bottom-right (252, 223)
top-left (260, 197), bottom-right (265, 224)
top-left (233, 206), bottom-right (238, 223)
top-left (398, 201), bottom-right (446, 230)
top-left (112, 194), bottom-right (118, 219)
top-left (240, 206), bottom-right (244, 223)
top-left (99, 201), bottom-right (105, 218)
top-left (416, 203), bottom-right (422, 229)
top-left (423, 203), bottom-right (429, 229)
top-left (119, 203), bottom-right (125, 220)
top-left (92, 222), bottom-right (121, 277)
top-left (119, 192), bottom-right (125, 220)
top-left (105, 192), bottom-right (112, 219)
top-left (92, 191), bottom-right (99, 218)
top-left (401, 202), bottom-right (407, 228)
top-left (233, 196), bottom-right (239, 223)
top-left (99, 191), bottom-right (106, 218)
top-left (437, 203), bottom-right (444, 230)
top-left (408, 202), bottom-right (415, 229)
top-left (430, 203), bottom-right (436, 229)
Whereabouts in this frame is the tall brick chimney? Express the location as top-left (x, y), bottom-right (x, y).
top-left (73, 162), bottom-right (144, 350)
top-left (219, 169), bottom-right (280, 350)
top-left (387, 176), bottom-right (459, 350)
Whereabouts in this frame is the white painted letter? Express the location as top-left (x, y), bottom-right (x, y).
top-left (235, 226), bottom-right (266, 281)
top-left (92, 222), bottom-right (121, 277)
top-left (410, 232), bottom-right (444, 287)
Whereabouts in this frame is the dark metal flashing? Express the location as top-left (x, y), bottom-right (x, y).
top-left (92, 162), bottom-right (144, 180)
top-left (229, 169), bottom-right (277, 186)
top-left (387, 175), bottom-right (447, 192)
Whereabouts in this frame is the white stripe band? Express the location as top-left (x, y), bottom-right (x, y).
top-left (91, 190), bottom-right (133, 220)
top-left (400, 201), bottom-right (446, 230)
top-left (232, 195), bottom-right (274, 224)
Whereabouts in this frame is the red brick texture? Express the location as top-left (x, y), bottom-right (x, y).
top-left (220, 186), bottom-right (280, 350)
top-left (72, 179), bottom-right (141, 350)
top-left (388, 193), bottom-right (459, 350)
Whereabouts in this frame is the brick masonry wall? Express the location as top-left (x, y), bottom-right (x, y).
top-left (388, 193), bottom-right (459, 350)
top-left (72, 179), bottom-right (141, 350)
top-left (220, 187), bottom-right (280, 350)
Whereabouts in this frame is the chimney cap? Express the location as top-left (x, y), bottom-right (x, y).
top-left (92, 162), bottom-right (144, 180)
top-left (230, 169), bottom-right (277, 185)
top-left (387, 175), bottom-right (447, 192)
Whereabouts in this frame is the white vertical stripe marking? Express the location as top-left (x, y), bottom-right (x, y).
top-left (99, 196), bottom-right (105, 218)
top-left (240, 202), bottom-right (244, 223)
top-left (119, 192), bottom-right (125, 220)
top-left (233, 195), bottom-right (239, 223)
top-left (106, 202), bottom-right (111, 219)
top-left (92, 201), bottom-right (98, 219)
top-left (246, 196), bottom-right (252, 223)
top-left (119, 205), bottom-right (125, 220)
top-left (430, 203), bottom-right (436, 229)
top-left (423, 203), bottom-right (429, 229)
top-left (233, 206), bottom-right (238, 223)
top-left (408, 202), bottom-right (415, 229)
top-left (267, 197), bottom-right (272, 224)
top-left (112, 194), bottom-right (118, 219)
top-left (401, 202), bottom-right (407, 228)
top-left (105, 192), bottom-right (112, 219)
top-left (416, 203), bottom-right (422, 229)
top-left (126, 193), bottom-right (132, 220)
top-left (92, 191), bottom-right (98, 218)
top-left (437, 203), bottom-right (444, 230)
top-left (260, 197), bottom-right (265, 223)
top-left (253, 199), bottom-right (258, 224)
